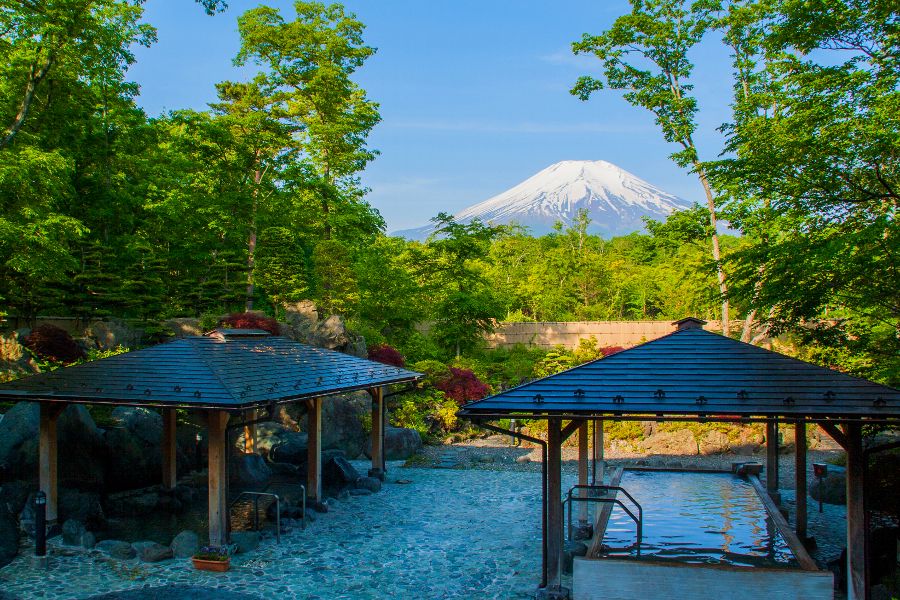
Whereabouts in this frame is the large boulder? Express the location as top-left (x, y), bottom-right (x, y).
top-left (170, 530), bottom-right (199, 558)
top-left (58, 489), bottom-right (105, 529)
top-left (280, 302), bottom-right (366, 357)
top-left (162, 318), bottom-right (203, 339)
top-left (96, 539), bottom-right (137, 560)
top-left (82, 319), bottom-right (142, 351)
top-left (0, 331), bottom-right (39, 384)
top-left (321, 392), bottom-right (369, 459)
top-left (1, 403), bottom-right (105, 489)
top-left (133, 540), bottom-right (173, 562)
top-left (638, 429), bottom-right (699, 456)
top-left (366, 427), bottom-right (423, 461)
top-left (269, 432), bottom-right (309, 466)
top-left (699, 430), bottom-right (731, 455)
top-left (809, 465), bottom-right (846, 505)
top-left (104, 407), bottom-right (190, 492)
top-left (230, 453), bottom-right (271, 490)
top-left (0, 506), bottom-right (18, 568)
top-left (323, 455), bottom-right (360, 491)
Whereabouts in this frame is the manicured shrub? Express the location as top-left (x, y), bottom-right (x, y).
top-left (436, 367), bottom-right (491, 405)
top-left (218, 312), bottom-right (280, 335)
top-left (367, 343), bottom-right (405, 367)
top-left (22, 324), bottom-right (86, 364)
top-left (411, 359), bottom-right (453, 388)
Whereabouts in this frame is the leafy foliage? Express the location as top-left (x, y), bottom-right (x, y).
top-left (219, 312), bottom-right (280, 335)
top-left (22, 324), bottom-right (85, 364)
top-left (367, 343), bottom-right (405, 367)
top-left (434, 367), bottom-right (491, 405)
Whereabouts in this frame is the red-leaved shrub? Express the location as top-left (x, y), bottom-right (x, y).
top-left (218, 312), bottom-right (281, 335)
top-left (23, 324), bottom-right (86, 364)
top-left (367, 343), bottom-right (405, 367)
top-left (600, 346), bottom-right (625, 357)
top-left (436, 367), bottom-right (490, 405)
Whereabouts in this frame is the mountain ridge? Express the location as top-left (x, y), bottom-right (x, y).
top-left (392, 160), bottom-right (691, 240)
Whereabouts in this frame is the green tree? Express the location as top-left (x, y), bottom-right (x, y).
top-left (572, 0), bottom-right (732, 333)
top-left (234, 1), bottom-right (380, 241)
top-left (706, 0), bottom-right (900, 382)
top-left (418, 214), bottom-right (503, 357)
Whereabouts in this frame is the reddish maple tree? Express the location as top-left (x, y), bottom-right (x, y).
top-left (436, 367), bottom-right (490, 405)
top-left (23, 324), bottom-right (86, 364)
top-left (219, 312), bottom-right (281, 335)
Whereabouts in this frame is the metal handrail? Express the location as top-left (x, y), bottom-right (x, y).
top-left (230, 488), bottom-right (305, 544)
top-left (565, 484), bottom-right (642, 554)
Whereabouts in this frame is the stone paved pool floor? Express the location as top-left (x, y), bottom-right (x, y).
top-left (0, 462), bottom-right (558, 600)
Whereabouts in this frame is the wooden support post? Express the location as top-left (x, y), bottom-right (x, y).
top-left (206, 410), bottom-right (230, 547)
top-left (578, 422), bottom-right (588, 525)
top-left (39, 402), bottom-right (64, 523)
top-left (845, 422), bottom-right (866, 600)
top-left (546, 417), bottom-right (564, 592)
top-left (766, 418), bottom-right (780, 503)
top-left (369, 387), bottom-right (384, 480)
top-left (794, 419), bottom-right (808, 541)
top-left (162, 408), bottom-right (178, 490)
top-left (592, 418), bottom-right (604, 485)
top-left (307, 397), bottom-right (322, 503)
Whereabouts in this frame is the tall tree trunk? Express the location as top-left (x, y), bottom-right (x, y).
top-left (694, 162), bottom-right (730, 335)
top-left (245, 168), bottom-right (262, 311)
top-left (0, 53), bottom-right (54, 150)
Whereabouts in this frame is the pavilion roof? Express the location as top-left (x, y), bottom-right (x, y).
top-left (0, 329), bottom-right (420, 410)
top-left (458, 326), bottom-right (900, 423)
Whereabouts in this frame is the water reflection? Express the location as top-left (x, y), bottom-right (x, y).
top-left (600, 471), bottom-right (797, 568)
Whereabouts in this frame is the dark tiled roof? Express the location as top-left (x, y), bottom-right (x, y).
top-left (0, 330), bottom-right (420, 409)
top-left (458, 328), bottom-right (900, 421)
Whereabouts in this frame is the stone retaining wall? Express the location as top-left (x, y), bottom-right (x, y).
top-left (484, 320), bottom-right (728, 350)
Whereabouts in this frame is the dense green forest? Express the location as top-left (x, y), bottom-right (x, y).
top-left (0, 0), bottom-right (897, 386)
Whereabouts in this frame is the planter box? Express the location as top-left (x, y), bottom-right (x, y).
top-left (192, 557), bottom-right (230, 572)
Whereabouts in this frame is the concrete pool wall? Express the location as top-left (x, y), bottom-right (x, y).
top-left (573, 557), bottom-right (834, 600)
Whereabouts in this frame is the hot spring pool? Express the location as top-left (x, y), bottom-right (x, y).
top-left (598, 470), bottom-right (797, 568)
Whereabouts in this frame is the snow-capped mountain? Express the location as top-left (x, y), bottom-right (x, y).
top-left (392, 160), bottom-right (692, 240)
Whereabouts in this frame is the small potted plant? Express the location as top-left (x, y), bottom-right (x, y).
top-left (192, 546), bottom-right (231, 572)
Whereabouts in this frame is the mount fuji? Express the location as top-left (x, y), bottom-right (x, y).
top-left (392, 160), bottom-right (692, 240)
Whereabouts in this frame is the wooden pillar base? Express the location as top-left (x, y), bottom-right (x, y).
top-left (369, 388), bottom-right (384, 481)
top-left (39, 403), bottom-right (65, 524)
top-left (162, 408), bottom-right (178, 490)
top-left (206, 410), bottom-right (230, 548)
top-left (547, 418), bottom-right (563, 589)
top-left (307, 397), bottom-right (322, 503)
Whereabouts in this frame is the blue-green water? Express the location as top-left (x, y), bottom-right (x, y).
top-left (599, 471), bottom-right (797, 568)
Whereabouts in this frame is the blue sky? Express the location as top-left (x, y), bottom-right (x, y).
top-left (130, 0), bottom-right (735, 231)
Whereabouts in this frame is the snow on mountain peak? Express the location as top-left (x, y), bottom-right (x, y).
top-left (392, 160), bottom-right (691, 240)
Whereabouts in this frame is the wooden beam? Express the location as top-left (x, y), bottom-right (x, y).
top-left (206, 410), bottom-right (230, 547)
top-left (578, 422), bottom-right (589, 525)
top-left (546, 417), bottom-right (563, 589)
top-left (748, 475), bottom-right (819, 571)
top-left (845, 422), bottom-right (866, 600)
top-left (307, 396), bottom-right (322, 502)
top-left (766, 418), bottom-right (780, 502)
top-left (794, 419), bottom-right (808, 541)
top-left (587, 466), bottom-right (625, 558)
top-left (39, 402), bottom-right (65, 523)
top-left (561, 418), bottom-right (585, 443)
top-left (819, 422), bottom-right (849, 450)
top-left (592, 418), bottom-right (605, 486)
top-left (369, 387), bottom-right (384, 480)
top-left (161, 408), bottom-right (178, 490)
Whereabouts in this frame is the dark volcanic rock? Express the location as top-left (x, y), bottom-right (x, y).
top-left (324, 455), bottom-right (360, 490)
top-left (230, 454), bottom-right (272, 490)
top-left (170, 530), bottom-right (199, 559)
top-left (96, 539), bottom-right (137, 560)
